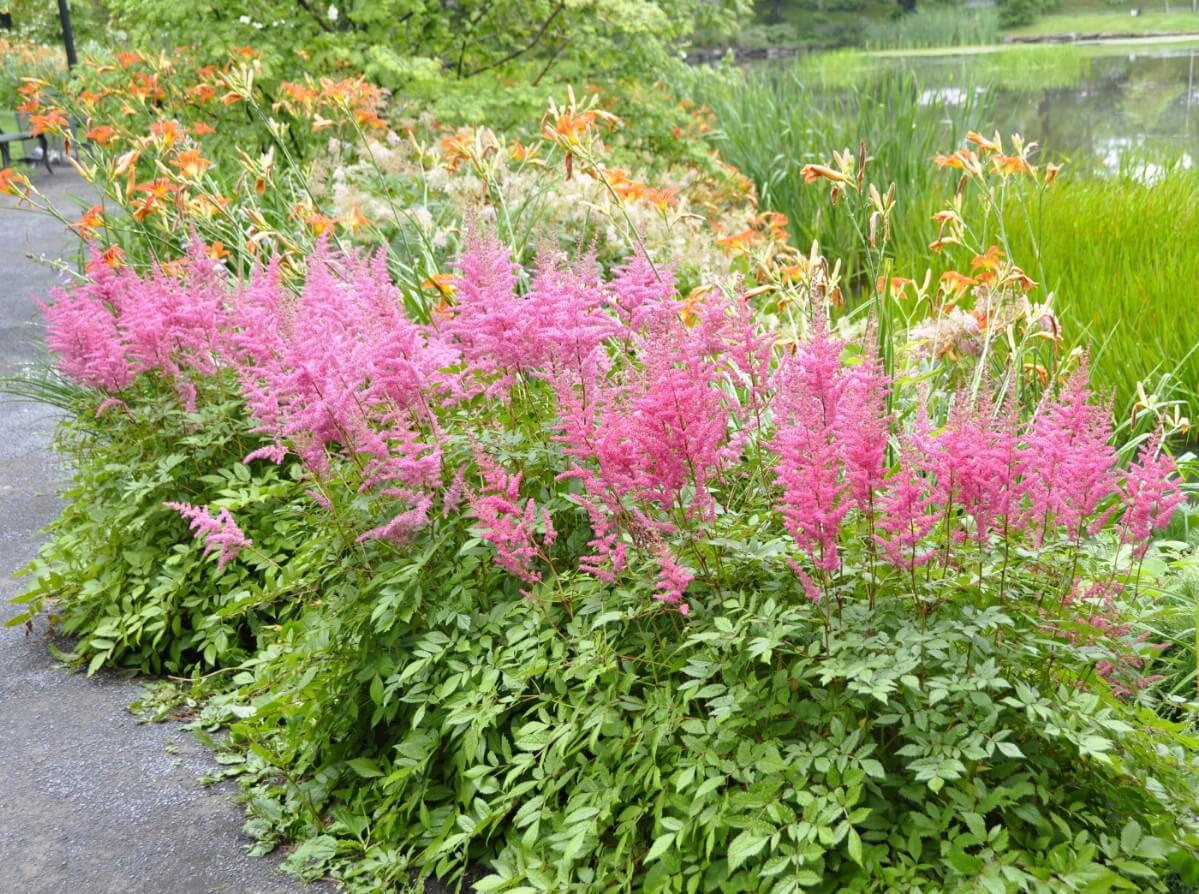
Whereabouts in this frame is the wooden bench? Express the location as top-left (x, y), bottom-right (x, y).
top-left (0, 125), bottom-right (54, 175)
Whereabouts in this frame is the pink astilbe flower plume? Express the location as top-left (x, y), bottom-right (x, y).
top-left (837, 327), bottom-right (890, 515)
top-left (1020, 362), bottom-right (1119, 542)
top-left (875, 410), bottom-right (941, 573)
top-left (166, 501), bottom-right (252, 571)
top-left (1121, 430), bottom-right (1185, 558)
top-left (553, 313), bottom-right (733, 589)
top-left (770, 312), bottom-right (850, 575)
top-left (654, 545), bottom-right (693, 614)
top-left (605, 248), bottom-right (675, 331)
top-left (41, 277), bottom-right (132, 393)
top-left (470, 453), bottom-right (552, 585)
top-left (445, 231), bottom-right (529, 397)
top-left (938, 388), bottom-right (1021, 547)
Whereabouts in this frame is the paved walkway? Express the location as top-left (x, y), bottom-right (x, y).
top-left (0, 171), bottom-right (322, 893)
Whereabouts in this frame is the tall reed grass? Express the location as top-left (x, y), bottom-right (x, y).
top-left (1003, 165), bottom-right (1199, 414)
top-left (687, 63), bottom-right (984, 284)
top-left (690, 58), bottom-right (1199, 415)
top-left (863, 6), bottom-right (1001, 50)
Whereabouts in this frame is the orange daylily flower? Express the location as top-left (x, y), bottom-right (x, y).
top-left (129, 72), bottom-right (164, 101)
top-left (150, 119), bottom-right (185, 148)
top-left (190, 122), bottom-right (216, 137)
top-left (100, 245), bottom-right (125, 269)
top-left (970, 246), bottom-right (1005, 272)
top-left (71, 205), bottom-right (105, 238)
top-left (716, 227), bottom-right (758, 254)
top-left (507, 140), bottom-right (537, 162)
top-left (160, 258), bottom-right (190, 278)
top-left (640, 187), bottom-right (679, 210)
top-left (991, 154), bottom-right (1034, 178)
top-left (29, 108), bottom-right (69, 136)
top-left (877, 276), bottom-right (915, 299)
top-left (800, 164), bottom-right (848, 185)
top-left (206, 241), bottom-right (230, 260)
top-left (678, 286), bottom-right (709, 326)
top-left (134, 177), bottom-right (179, 199)
top-left (1044, 162), bottom-right (1062, 186)
top-left (0, 167), bottom-right (31, 199)
top-left (85, 125), bottom-right (118, 147)
top-left (115, 51), bottom-right (143, 68)
top-left (422, 273), bottom-right (456, 297)
top-left (171, 148), bottom-right (211, 179)
top-left (940, 270), bottom-right (977, 294)
top-left (187, 83), bottom-right (218, 104)
top-left (188, 193), bottom-right (230, 219)
top-left (305, 212), bottom-right (337, 236)
top-left (341, 205), bottom-right (372, 233)
top-left (966, 131), bottom-right (1002, 154)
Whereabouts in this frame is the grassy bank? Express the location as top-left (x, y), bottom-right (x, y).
top-left (1007, 9), bottom-right (1199, 36)
top-left (1004, 166), bottom-right (1199, 410)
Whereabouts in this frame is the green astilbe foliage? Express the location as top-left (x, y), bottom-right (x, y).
top-left (200, 511), bottom-right (1199, 893)
top-left (8, 374), bottom-right (313, 675)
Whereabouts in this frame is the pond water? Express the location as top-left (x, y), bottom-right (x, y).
top-left (918, 42), bottom-right (1199, 169)
top-left (857, 40), bottom-right (1199, 171)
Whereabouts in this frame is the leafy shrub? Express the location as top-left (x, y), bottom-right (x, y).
top-left (12, 378), bottom-right (312, 674)
top-left (14, 207), bottom-right (1199, 890)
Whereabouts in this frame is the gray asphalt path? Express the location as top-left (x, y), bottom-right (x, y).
top-left (0, 170), bottom-right (328, 894)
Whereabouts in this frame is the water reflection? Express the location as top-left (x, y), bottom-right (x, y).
top-left (893, 44), bottom-right (1199, 172)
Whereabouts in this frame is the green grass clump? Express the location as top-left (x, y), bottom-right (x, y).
top-left (864, 6), bottom-right (1001, 50)
top-left (687, 63), bottom-right (984, 284)
top-left (1004, 165), bottom-right (1199, 413)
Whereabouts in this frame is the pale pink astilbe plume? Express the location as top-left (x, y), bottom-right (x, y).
top-left (769, 313), bottom-right (849, 574)
top-left (622, 321), bottom-right (732, 520)
top-left (229, 253), bottom-right (290, 442)
top-left (874, 412), bottom-right (940, 573)
top-left (357, 494), bottom-right (433, 546)
top-left (1121, 430), bottom-right (1185, 558)
top-left (469, 453), bottom-right (550, 585)
top-left (109, 240), bottom-right (229, 409)
top-left (94, 397), bottom-right (133, 419)
top-left (836, 329), bottom-right (890, 515)
top-left (442, 463), bottom-right (468, 518)
top-left (654, 545), bottom-right (693, 614)
top-left (1020, 363), bottom-right (1119, 542)
top-left (523, 249), bottom-right (621, 381)
top-left (693, 292), bottom-right (775, 439)
top-left (550, 367), bottom-right (628, 581)
top-left (938, 389), bottom-right (1021, 547)
top-left (227, 242), bottom-right (451, 546)
top-left (165, 501), bottom-right (251, 571)
top-left (445, 232), bottom-right (529, 397)
top-left (553, 316), bottom-right (732, 585)
top-left (605, 248), bottom-right (675, 331)
top-left (42, 242), bottom-right (231, 403)
top-left (41, 278), bottom-right (132, 393)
